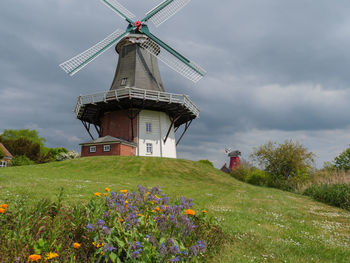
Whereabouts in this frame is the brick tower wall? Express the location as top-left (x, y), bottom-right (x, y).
top-left (100, 110), bottom-right (138, 143)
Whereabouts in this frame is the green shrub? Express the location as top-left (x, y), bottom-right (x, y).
top-left (303, 183), bottom-right (350, 211)
top-left (246, 170), bottom-right (269, 186)
top-left (230, 166), bottom-right (251, 182)
top-left (198, 160), bottom-right (214, 167)
top-left (11, 155), bottom-right (35, 166)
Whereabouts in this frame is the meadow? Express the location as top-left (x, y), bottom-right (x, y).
top-left (1, 156), bottom-right (350, 262)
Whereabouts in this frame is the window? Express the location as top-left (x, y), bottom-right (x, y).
top-left (89, 146), bottom-right (96, 153)
top-left (146, 143), bottom-right (153, 154)
top-left (103, 145), bottom-right (111, 152)
top-left (121, 77), bottom-right (128, 86)
top-left (146, 122), bottom-right (152, 133)
top-left (0, 161), bottom-right (6, 167)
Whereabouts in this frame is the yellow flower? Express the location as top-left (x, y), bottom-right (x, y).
top-left (73, 243), bottom-right (81, 249)
top-left (28, 254), bottom-right (41, 262)
top-left (0, 208), bottom-right (5, 214)
top-left (185, 209), bottom-right (195, 216)
top-left (1, 204), bottom-right (8, 209)
top-left (202, 210), bottom-right (207, 214)
top-left (120, 189), bottom-right (128, 193)
top-left (94, 192), bottom-right (101, 197)
top-left (104, 187), bottom-right (110, 192)
top-left (93, 242), bottom-right (104, 248)
top-left (137, 213), bottom-right (143, 217)
top-left (45, 252), bottom-right (59, 260)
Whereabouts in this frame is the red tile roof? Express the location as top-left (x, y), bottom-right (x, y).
top-left (0, 143), bottom-right (13, 158)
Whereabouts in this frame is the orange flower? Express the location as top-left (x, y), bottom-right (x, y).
top-left (120, 189), bottom-right (128, 193)
top-left (45, 252), bottom-right (59, 260)
top-left (94, 192), bottom-right (101, 197)
top-left (155, 207), bottom-right (160, 212)
top-left (73, 243), bottom-right (81, 249)
top-left (104, 193), bottom-right (108, 197)
top-left (202, 210), bottom-right (207, 214)
top-left (0, 208), bottom-right (5, 214)
top-left (1, 204), bottom-right (8, 209)
top-left (119, 218), bottom-right (124, 222)
top-left (185, 209), bottom-right (195, 216)
top-left (93, 241), bottom-right (104, 248)
top-left (104, 187), bottom-right (110, 192)
top-left (28, 254), bottom-right (41, 262)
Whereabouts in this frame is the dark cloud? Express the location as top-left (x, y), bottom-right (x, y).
top-left (1, 0), bottom-right (350, 167)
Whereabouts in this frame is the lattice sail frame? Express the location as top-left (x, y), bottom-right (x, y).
top-left (144, 0), bottom-right (192, 27)
top-left (140, 38), bottom-right (206, 83)
top-left (100, 0), bottom-right (136, 22)
top-left (60, 29), bottom-right (127, 76)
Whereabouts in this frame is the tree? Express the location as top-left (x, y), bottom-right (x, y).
top-left (334, 148), bottom-right (350, 171)
top-left (0, 129), bottom-right (46, 149)
top-left (251, 140), bottom-right (315, 181)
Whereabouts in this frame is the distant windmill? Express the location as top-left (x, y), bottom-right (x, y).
top-left (60, 0), bottom-right (206, 158)
top-left (221, 148), bottom-right (241, 173)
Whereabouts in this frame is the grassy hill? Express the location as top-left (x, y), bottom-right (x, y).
top-left (1, 156), bottom-right (350, 262)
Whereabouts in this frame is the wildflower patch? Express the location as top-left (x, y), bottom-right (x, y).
top-left (0, 186), bottom-right (223, 262)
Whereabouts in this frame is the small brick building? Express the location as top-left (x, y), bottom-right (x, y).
top-left (0, 143), bottom-right (13, 167)
top-left (80, 135), bottom-right (136, 157)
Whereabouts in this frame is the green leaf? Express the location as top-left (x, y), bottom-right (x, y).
top-left (109, 252), bottom-right (117, 263)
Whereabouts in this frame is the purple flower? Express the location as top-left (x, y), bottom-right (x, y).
top-left (103, 226), bottom-right (111, 235)
top-left (131, 249), bottom-right (142, 259)
top-left (104, 243), bottom-right (116, 252)
top-left (97, 219), bottom-right (105, 228)
top-left (87, 223), bottom-right (94, 232)
top-left (170, 257), bottom-right (180, 262)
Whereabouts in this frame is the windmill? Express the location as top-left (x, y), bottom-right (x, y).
top-left (221, 148), bottom-right (241, 173)
top-left (60, 0), bottom-right (206, 158)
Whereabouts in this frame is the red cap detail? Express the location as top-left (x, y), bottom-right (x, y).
top-left (134, 21), bottom-right (142, 30)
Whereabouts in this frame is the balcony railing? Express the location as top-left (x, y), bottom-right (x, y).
top-left (74, 87), bottom-right (200, 118)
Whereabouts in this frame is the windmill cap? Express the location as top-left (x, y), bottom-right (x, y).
top-left (116, 34), bottom-right (151, 53)
top-left (228, 150), bottom-right (241, 157)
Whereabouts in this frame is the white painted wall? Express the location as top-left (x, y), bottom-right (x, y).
top-left (137, 110), bottom-right (177, 158)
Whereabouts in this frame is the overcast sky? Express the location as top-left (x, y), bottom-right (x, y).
top-left (1, 0), bottom-right (350, 168)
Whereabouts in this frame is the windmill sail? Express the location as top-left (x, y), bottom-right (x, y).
top-left (100, 0), bottom-right (136, 24)
top-left (140, 32), bottom-right (206, 82)
top-left (143, 0), bottom-right (191, 27)
top-left (60, 29), bottom-right (128, 76)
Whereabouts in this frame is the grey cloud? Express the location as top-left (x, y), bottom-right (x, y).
top-left (1, 0), bottom-right (350, 168)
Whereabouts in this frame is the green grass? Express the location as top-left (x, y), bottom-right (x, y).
top-left (1, 156), bottom-right (350, 262)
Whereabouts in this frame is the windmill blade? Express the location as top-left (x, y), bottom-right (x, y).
top-left (60, 29), bottom-right (128, 76)
top-left (100, 0), bottom-right (136, 24)
top-left (142, 0), bottom-right (191, 27)
top-left (140, 31), bottom-right (206, 82)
